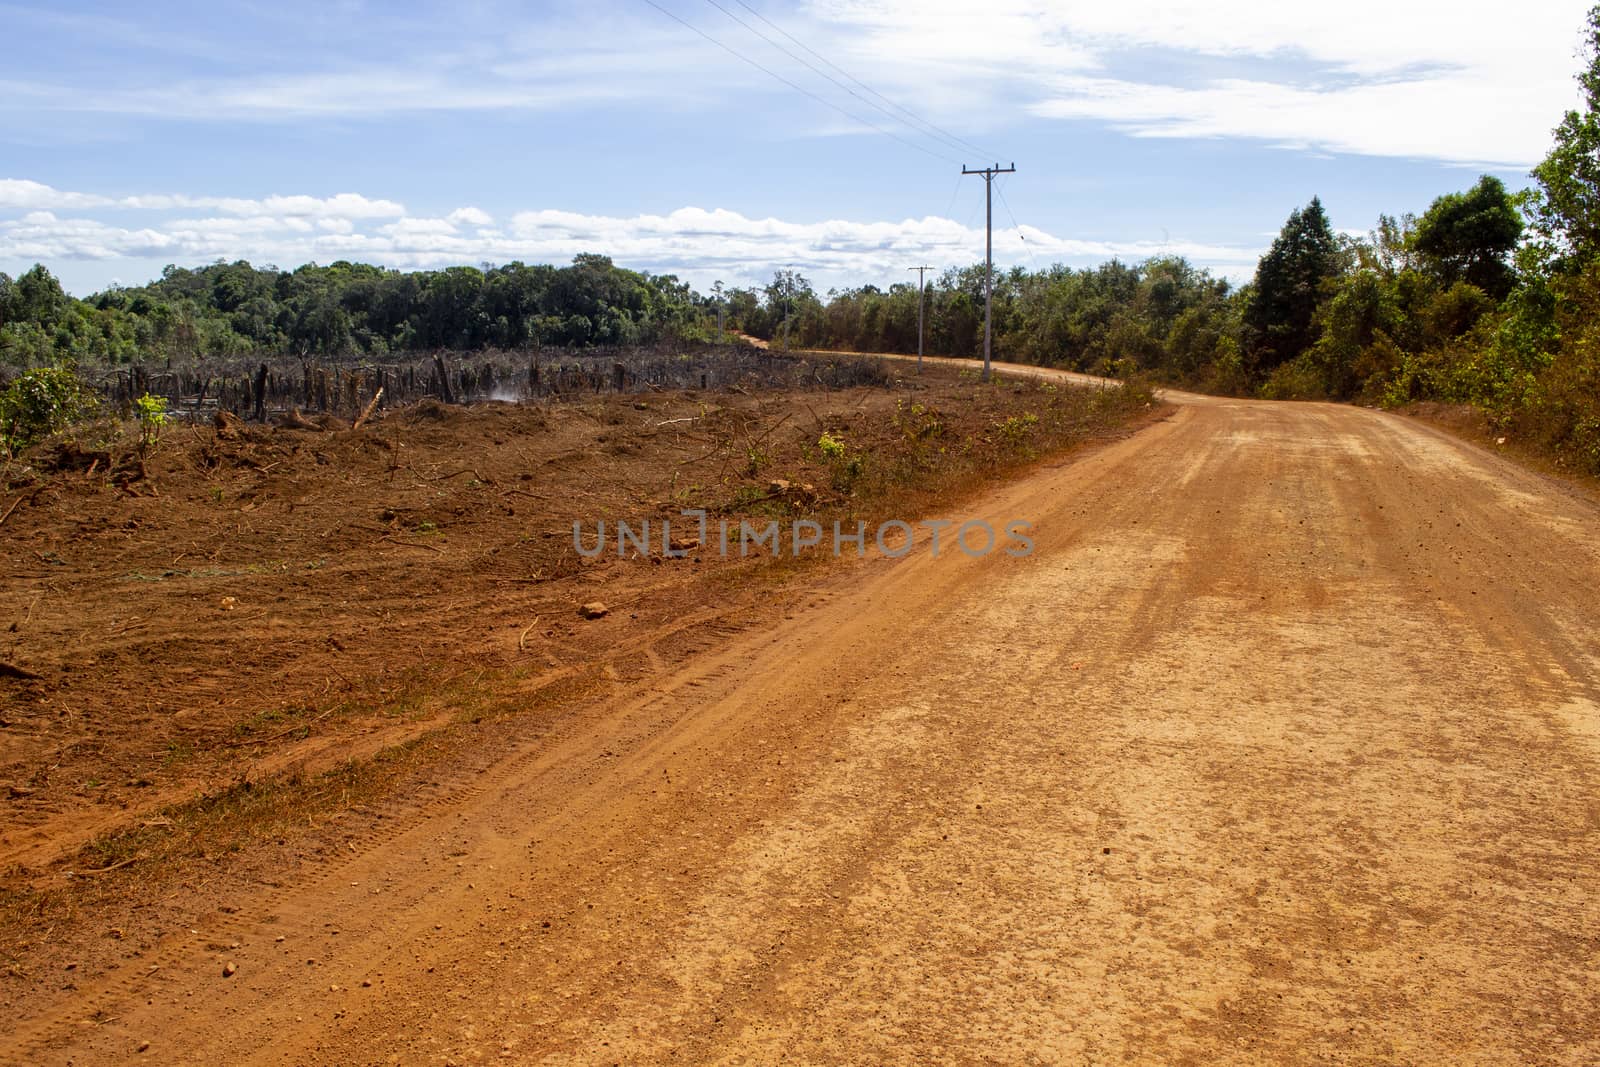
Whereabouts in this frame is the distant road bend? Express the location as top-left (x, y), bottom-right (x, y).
top-left (10, 359), bottom-right (1600, 1064)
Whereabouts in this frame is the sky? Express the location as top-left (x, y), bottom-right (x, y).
top-left (0, 0), bottom-right (1591, 297)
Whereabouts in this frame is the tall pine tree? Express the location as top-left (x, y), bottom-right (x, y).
top-left (1245, 197), bottom-right (1340, 372)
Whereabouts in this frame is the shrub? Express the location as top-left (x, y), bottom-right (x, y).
top-left (1257, 356), bottom-right (1330, 401)
top-left (0, 364), bottom-right (97, 456)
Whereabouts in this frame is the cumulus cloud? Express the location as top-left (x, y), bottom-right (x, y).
top-left (378, 217), bottom-right (460, 238)
top-left (448, 206), bottom-right (494, 227)
top-left (0, 180), bottom-right (1262, 291)
top-left (0, 179), bottom-right (405, 219)
top-left (0, 179), bottom-right (115, 211)
top-left (231, 193), bottom-right (406, 219)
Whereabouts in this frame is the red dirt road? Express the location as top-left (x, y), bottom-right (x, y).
top-left (8, 371), bottom-right (1600, 1064)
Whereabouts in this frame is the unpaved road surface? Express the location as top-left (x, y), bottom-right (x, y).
top-left (8, 373), bottom-right (1600, 1064)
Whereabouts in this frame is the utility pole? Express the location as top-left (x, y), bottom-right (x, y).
top-left (906, 265), bottom-right (932, 374)
top-left (961, 163), bottom-right (1015, 381)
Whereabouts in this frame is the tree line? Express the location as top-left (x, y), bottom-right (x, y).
top-left (0, 254), bottom-right (711, 366)
top-left (767, 179), bottom-right (1523, 407)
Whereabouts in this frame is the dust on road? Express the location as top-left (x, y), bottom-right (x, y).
top-left (9, 376), bottom-right (1600, 1064)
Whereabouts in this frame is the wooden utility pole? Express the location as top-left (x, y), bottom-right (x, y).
top-left (907, 265), bottom-right (933, 373)
top-left (962, 164), bottom-right (1015, 381)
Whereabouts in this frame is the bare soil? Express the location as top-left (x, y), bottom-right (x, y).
top-left (0, 364), bottom-right (1152, 999)
top-left (1400, 399), bottom-right (1600, 498)
top-left (4, 363), bottom-right (1599, 1064)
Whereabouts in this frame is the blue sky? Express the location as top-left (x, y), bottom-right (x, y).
top-left (0, 0), bottom-right (1590, 296)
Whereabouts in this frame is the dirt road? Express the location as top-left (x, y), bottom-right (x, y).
top-left (9, 373), bottom-right (1600, 1064)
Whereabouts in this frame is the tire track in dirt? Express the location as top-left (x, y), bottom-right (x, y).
top-left (0, 597), bottom-right (811, 1062)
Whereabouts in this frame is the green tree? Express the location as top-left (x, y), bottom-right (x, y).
top-left (14, 265), bottom-right (68, 326)
top-left (1525, 4), bottom-right (1600, 270)
top-left (1244, 197), bottom-right (1341, 373)
top-left (763, 269), bottom-right (818, 346)
top-left (1412, 175), bottom-right (1523, 298)
top-left (1306, 270), bottom-right (1401, 399)
top-left (0, 272), bottom-right (16, 328)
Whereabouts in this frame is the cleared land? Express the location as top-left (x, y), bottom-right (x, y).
top-left (4, 359), bottom-right (1600, 1064)
top-left (0, 359), bottom-right (1154, 1041)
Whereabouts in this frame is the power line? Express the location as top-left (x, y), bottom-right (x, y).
top-left (699, 0), bottom-right (962, 165)
top-left (994, 176), bottom-right (1039, 273)
top-left (638, 0), bottom-right (959, 165)
top-left (941, 167), bottom-right (965, 221)
top-left (995, 176), bottom-right (1025, 239)
top-left (726, 0), bottom-right (999, 162)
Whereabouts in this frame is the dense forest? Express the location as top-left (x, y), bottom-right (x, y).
top-left (5, 9), bottom-right (1600, 471)
top-left (0, 253), bottom-right (711, 364)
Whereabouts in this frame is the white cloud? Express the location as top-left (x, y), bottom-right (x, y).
top-left (377, 217), bottom-right (459, 238)
top-left (0, 181), bottom-right (1262, 291)
top-left (0, 179), bottom-right (406, 219)
top-left (236, 193), bottom-right (405, 219)
top-left (1029, 72), bottom-right (1560, 167)
top-left (810, 0), bottom-right (1590, 166)
top-left (0, 179), bottom-right (114, 211)
top-left (448, 206), bottom-right (493, 227)
top-left (836, 0), bottom-right (1570, 76)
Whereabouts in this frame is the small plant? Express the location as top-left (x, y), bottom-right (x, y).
top-left (744, 445), bottom-right (771, 477)
top-left (995, 412), bottom-right (1040, 448)
top-left (133, 392), bottom-right (170, 456)
top-left (815, 430), bottom-right (864, 492)
top-left (894, 398), bottom-right (945, 441)
top-left (730, 483), bottom-right (769, 508)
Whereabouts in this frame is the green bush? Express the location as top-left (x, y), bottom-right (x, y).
top-left (0, 364), bottom-right (97, 456)
top-left (1258, 356), bottom-right (1330, 401)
